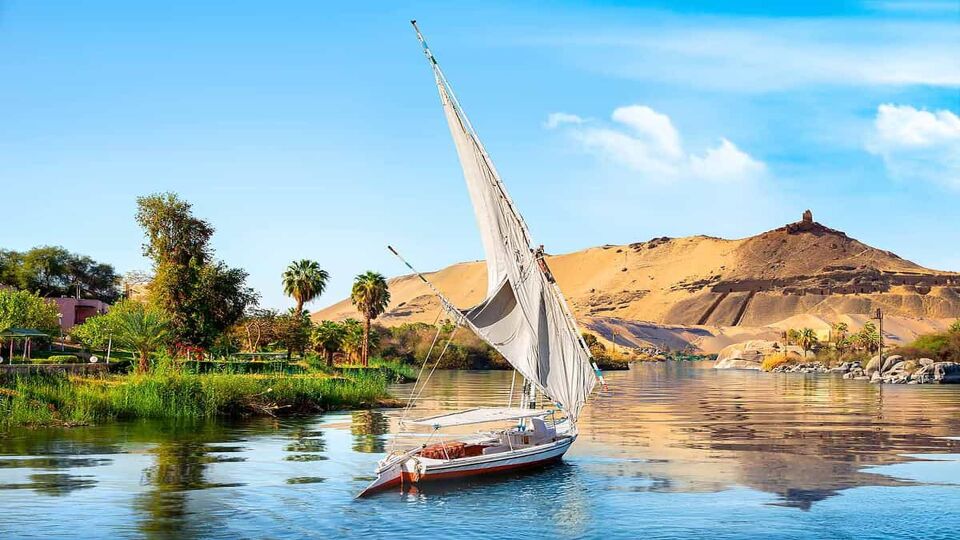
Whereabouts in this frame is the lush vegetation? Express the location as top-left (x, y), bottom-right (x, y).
top-left (379, 321), bottom-right (511, 370)
top-left (0, 368), bottom-right (393, 429)
top-left (71, 299), bottom-right (172, 372)
top-left (763, 320), bottom-right (960, 371)
top-left (581, 332), bottom-right (631, 369)
top-left (893, 320), bottom-right (960, 363)
top-left (0, 288), bottom-right (61, 335)
top-left (0, 246), bottom-right (121, 302)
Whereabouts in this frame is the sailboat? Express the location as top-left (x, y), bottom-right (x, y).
top-left (357, 21), bottom-right (604, 497)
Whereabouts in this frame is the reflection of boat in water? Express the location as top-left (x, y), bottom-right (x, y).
top-left (358, 21), bottom-right (606, 497)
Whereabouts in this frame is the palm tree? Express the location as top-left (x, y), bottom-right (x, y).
top-left (831, 321), bottom-right (849, 358)
top-left (281, 260), bottom-right (330, 315)
top-left (350, 271), bottom-right (390, 366)
top-left (798, 328), bottom-right (818, 357)
top-left (855, 322), bottom-right (879, 353)
top-left (340, 319), bottom-right (364, 363)
top-left (112, 301), bottom-right (171, 373)
top-left (831, 322), bottom-right (849, 344)
top-left (313, 320), bottom-right (346, 367)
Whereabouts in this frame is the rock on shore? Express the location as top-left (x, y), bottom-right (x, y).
top-left (845, 355), bottom-right (960, 384)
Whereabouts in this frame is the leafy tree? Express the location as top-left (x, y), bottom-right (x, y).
top-left (275, 311), bottom-right (311, 360)
top-left (951, 319), bottom-right (960, 334)
top-left (831, 322), bottom-right (848, 345)
top-left (282, 260), bottom-right (329, 315)
top-left (70, 313), bottom-right (118, 351)
top-left (340, 319), bottom-right (370, 363)
top-left (855, 322), bottom-right (880, 353)
top-left (136, 192), bottom-right (257, 348)
top-left (136, 192), bottom-right (213, 266)
top-left (0, 250), bottom-right (20, 286)
top-left (19, 246), bottom-right (69, 294)
top-left (0, 246), bottom-right (120, 302)
top-left (110, 300), bottom-right (171, 373)
top-left (785, 329), bottom-right (801, 346)
top-left (232, 308), bottom-right (278, 352)
top-left (0, 289), bottom-right (60, 335)
top-left (350, 272), bottom-right (390, 367)
top-left (313, 320), bottom-right (346, 366)
top-left (581, 332), bottom-right (609, 360)
top-left (798, 328), bottom-right (819, 357)
top-left (835, 336), bottom-right (852, 359)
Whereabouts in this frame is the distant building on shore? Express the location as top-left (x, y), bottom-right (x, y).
top-left (54, 297), bottom-right (109, 330)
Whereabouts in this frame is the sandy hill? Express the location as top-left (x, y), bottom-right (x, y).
top-left (314, 211), bottom-right (960, 352)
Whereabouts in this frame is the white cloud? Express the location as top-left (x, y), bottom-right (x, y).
top-left (536, 17), bottom-right (960, 92)
top-left (689, 138), bottom-right (767, 183)
top-left (544, 112), bottom-right (584, 129)
top-left (557, 105), bottom-right (766, 183)
top-left (611, 105), bottom-right (682, 159)
top-left (866, 104), bottom-right (960, 188)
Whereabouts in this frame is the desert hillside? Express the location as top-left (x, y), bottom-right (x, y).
top-left (314, 212), bottom-right (960, 351)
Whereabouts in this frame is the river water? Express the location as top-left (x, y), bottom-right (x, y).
top-left (2, 362), bottom-right (960, 539)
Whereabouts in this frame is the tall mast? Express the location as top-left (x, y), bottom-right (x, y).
top-left (410, 20), bottom-right (535, 248)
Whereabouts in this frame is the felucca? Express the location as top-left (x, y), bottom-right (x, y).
top-left (358, 21), bottom-right (605, 497)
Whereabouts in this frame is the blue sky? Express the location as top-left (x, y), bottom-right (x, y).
top-left (1, 1), bottom-right (958, 311)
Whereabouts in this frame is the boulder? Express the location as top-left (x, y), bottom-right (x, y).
top-left (714, 340), bottom-right (783, 370)
top-left (843, 368), bottom-right (867, 380)
top-left (898, 359), bottom-right (920, 374)
top-left (714, 357), bottom-right (762, 370)
top-left (865, 355), bottom-right (882, 374)
top-left (912, 364), bottom-right (935, 384)
top-left (881, 355), bottom-right (904, 372)
top-left (908, 362), bottom-right (960, 384)
top-left (919, 358), bottom-right (935, 367)
top-left (933, 362), bottom-right (960, 384)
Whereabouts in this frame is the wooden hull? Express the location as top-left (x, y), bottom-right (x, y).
top-left (357, 434), bottom-right (574, 497)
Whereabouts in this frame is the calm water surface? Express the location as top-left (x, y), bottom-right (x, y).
top-left (2, 362), bottom-right (960, 539)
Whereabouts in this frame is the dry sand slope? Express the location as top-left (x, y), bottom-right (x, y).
top-left (313, 213), bottom-right (960, 353)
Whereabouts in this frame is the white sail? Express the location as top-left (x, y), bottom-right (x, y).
top-left (414, 24), bottom-right (598, 420)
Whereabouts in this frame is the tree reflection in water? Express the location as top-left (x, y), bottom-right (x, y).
top-left (351, 410), bottom-right (388, 454)
top-left (135, 423), bottom-right (247, 538)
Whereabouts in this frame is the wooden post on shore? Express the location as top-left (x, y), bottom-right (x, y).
top-left (874, 308), bottom-right (884, 376)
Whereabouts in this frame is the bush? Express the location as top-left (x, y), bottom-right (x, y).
top-left (894, 329), bottom-right (960, 363)
top-left (70, 314), bottom-right (116, 350)
top-left (761, 353), bottom-right (795, 372)
top-left (35, 355), bottom-right (81, 364)
top-left (0, 289), bottom-right (60, 335)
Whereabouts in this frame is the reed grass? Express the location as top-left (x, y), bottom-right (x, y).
top-left (0, 368), bottom-right (393, 429)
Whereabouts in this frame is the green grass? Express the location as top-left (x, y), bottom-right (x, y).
top-left (368, 357), bottom-right (419, 382)
top-left (0, 368), bottom-right (395, 429)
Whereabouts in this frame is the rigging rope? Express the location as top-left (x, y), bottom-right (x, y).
top-left (401, 308), bottom-right (445, 416)
top-left (407, 324), bottom-right (460, 415)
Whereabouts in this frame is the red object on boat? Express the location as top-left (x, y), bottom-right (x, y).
top-left (421, 442), bottom-right (465, 459)
top-left (420, 442), bottom-right (486, 460)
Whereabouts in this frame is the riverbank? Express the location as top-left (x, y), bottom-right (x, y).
top-left (0, 368), bottom-right (400, 430)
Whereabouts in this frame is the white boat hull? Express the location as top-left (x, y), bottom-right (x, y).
top-left (358, 429), bottom-right (575, 497)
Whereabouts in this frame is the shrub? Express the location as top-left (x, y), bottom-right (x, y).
top-left (761, 353), bottom-right (795, 372)
top-left (36, 355), bottom-right (81, 364)
top-left (0, 289), bottom-right (60, 335)
top-left (894, 329), bottom-right (960, 363)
